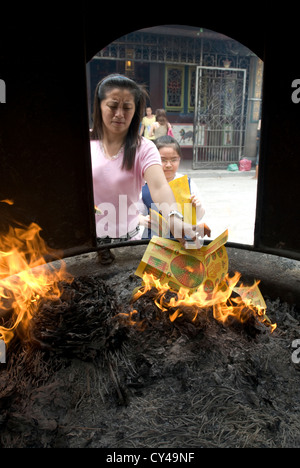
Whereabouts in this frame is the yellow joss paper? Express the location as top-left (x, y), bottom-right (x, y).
top-left (149, 209), bottom-right (169, 238)
top-left (169, 175), bottom-right (196, 225)
top-left (135, 230), bottom-right (229, 293)
top-left (233, 281), bottom-right (272, 323)
top-left (233, 283), bottom-right (266, 311)
top-left (147, 175), bottom-right (196, 237)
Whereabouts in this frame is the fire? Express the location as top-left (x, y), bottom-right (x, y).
top-left (117, 309), bottom-right (146, 331)
top-left (129, 272), bottom-right (277, 333)
top-left (0, 216), bottom-right (72, 346)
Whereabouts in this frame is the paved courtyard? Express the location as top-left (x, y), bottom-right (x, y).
top-left (181, 163), bottom-right (258, 246)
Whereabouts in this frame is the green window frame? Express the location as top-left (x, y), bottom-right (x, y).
top-left (165, 66), bottom-right (185, 112)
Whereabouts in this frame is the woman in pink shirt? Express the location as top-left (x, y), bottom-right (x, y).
top-left (90, 74), bottom-right (201, 264)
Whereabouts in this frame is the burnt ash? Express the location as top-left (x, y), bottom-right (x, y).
top-left (1, 273), bottom-right (300, 448)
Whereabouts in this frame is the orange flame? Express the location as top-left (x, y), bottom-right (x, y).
top-left (129, 272), bottom-right (277, 333)
top-left (0, 220), bottom-right (72, 346)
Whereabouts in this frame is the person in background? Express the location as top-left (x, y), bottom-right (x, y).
top-left (139, 106), bottom-right (156, 140)
top-left (148, 109), bottom-right (173, 140)
top-left (90, 74), bottom-right (203, 264)
top-left (139, 135), bottom-right (210, 240)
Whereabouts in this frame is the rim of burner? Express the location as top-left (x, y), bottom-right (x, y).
top-left (95, 238), bottom-right (300, 262)
top-left (66, 239), bottom-right (300, 307)
top-left (8, 240), bottom-right (295, 307)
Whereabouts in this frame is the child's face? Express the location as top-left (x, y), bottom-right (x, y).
top-left (159, 146), bottom-right (181, 182)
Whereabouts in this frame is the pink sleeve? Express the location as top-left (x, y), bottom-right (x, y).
top-left (138, 138), bottom-right (162, 177)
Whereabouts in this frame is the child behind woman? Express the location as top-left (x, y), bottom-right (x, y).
top-left (139, 135), bottom-right (210, 240)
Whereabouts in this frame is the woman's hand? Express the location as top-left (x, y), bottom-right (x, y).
top-left (139, 213), bottom-right (151, 228)
top-left (145, 165), bottom-right (209, 249)
top-left (168, 216), bottom-right (210, 249)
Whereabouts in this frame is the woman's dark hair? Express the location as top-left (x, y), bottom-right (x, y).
top-left (155, 135), bottom-right (182, 158)
top-left (90, 74), bottom-right (148, 171)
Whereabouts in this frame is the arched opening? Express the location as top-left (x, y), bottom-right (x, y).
top-left (86, 25), bottom-right (263, 246)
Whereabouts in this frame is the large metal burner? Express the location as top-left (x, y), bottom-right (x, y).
top-left (1, 244), bottom-right (299, 448)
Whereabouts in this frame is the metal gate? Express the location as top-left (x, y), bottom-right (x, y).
top-left (193, 66), bottom-right (247, 169)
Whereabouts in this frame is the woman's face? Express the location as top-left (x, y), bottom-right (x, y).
top-left (100, 88), bottom-right (136, 138)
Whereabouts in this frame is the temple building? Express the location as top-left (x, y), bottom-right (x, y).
top-left (86, 25), bottom-right (263, 168)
